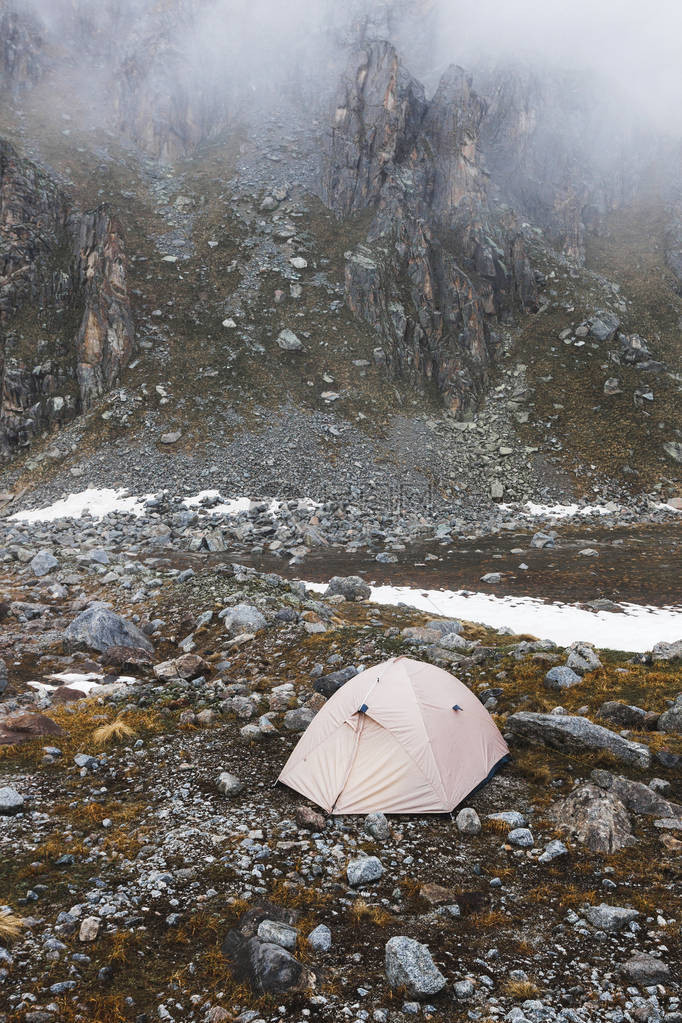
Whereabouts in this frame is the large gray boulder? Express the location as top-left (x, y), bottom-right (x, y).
top-left (591, 769), bottom-right (682, 818)
top-left (325, 575), bottom-right (371, 601)
top-left (550, 783), bottom-right (634, 854)
top-left (347, 855), bottom-right (383, 887)
top-left (223, 604), bottom-right (267, 637)
top-left (651, 640), bottom-right (682, 662)
top-left (566, 642), bottom-right (602, 674)
top-left (584, 904), bottom-right (638, 933)
top-left (385, 936), bottom-right (446, 998)
top-left (507, 712), bottom-right (651, 768)
top-left (64, 606), bottom-right (153, 654)
top-left (544, 666), bottom-right (581, 691)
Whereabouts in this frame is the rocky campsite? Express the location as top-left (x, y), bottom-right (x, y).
top-left (0, 2), bottom-right (680, 1022)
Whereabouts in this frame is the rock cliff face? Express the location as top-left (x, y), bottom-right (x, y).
top-left (0, 140), bottom-right (134, 458)
top-left (324, 42), bottom-right (537, 412)
top-left (0, 1), bottom-right (44, 96)
top-left (113, 0), bottom-right (230, 162)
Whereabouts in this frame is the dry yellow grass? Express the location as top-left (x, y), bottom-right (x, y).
top-left (92, 718), bottom-right (137, 746)
top-left (0, 911), bottom-right (24, 943)
top-left (349, 899), bottom-right (393, 928)
top-left (504, 979), bottom-right (540, 999)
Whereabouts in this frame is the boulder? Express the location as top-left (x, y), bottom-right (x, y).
top-left (325, 576), bottom-right (371, 601)
top-left (597, 701), bottom-right (648, 730)
top-left (256, 920), bottom-right (297, 951)
top-left (584, 904), bottom-right (638, 933)
top-left (651, 640), bottom-right (682, 662)
top-left (621, 952), bottom-right (670, 985)
top-left (314, 665), bottom-right (358, 697)
top-left (385, 936), bottom-right (446, 998)
top-left (347, 855), bottom-right (383, 887)
top-left (591, 769), bottom-right (682, 818)
top-left (550, 783), bottom-right (634, 854)
top-left (0, 712), bottom-right (63, 746)
top-left (544, 666), bottom-right (581, 690)
top-left (64, 606), bottom-right (153, 654)
top-left (30, 550), bottom-right (58, 577)
top-left (223, 604), bottom-right (267, 637)
top-left (506, 712), bottom-right (651, 768)
top-left (0, 786), bottom-right (24, 815)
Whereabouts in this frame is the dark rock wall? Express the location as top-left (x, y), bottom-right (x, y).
top-left (324, 42), bottom-right (538, 412)
top-left (0, 140), bottom-right (133, 458)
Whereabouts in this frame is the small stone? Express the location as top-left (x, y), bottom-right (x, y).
top-left (307, 924), bottom-right (332, 952)
top-left (538, 839), bottom-right (568, 863)
top-left (283, 707), bottom-right (315, 731)
top-left (216, 772), bottom-right (243, 796)
top-left (79, 916), bottom-right (101, 942)
top-left (257, 919), bottom-right (297, 950)
top-left (296, 805), bottom-right (326, 831)
top-left (364, 812), bottom-right (391, 841)
top-left (454, 978), bottom-right (475, 999)
top-left (276, 328), bottom-right (304, 351)
top-left (456, 808), bottom-right (481, 834)
top-left (31, 551), bottom-right (59, 577)
top-left (507, 827), bottom-right (534, 848)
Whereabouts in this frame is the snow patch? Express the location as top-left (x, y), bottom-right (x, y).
top-left (9, 489), bottom-right (149, 523)
top-left (306, 582), bottom-right (682, 653)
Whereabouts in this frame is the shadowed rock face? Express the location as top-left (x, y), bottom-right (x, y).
top-left (0, 1), bottom-right (44, 96)
top-left (479, 66), bottom-right (592, 264)
top-left (0, 140), bottom-right (134, 458)
top-left (324, 42), bottom-right (537, 412)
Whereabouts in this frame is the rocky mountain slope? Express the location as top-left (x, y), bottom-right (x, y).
top-left (0, 0), bottom-right (678, 508)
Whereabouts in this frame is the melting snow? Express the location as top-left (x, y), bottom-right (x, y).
top-left (306, 582), bottom-right (682, 653)
top-left (9, 488), bottom-right (149, 523)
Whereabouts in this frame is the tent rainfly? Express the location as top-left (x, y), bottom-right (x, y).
top-left (278, 656), bottom-right (510, 814)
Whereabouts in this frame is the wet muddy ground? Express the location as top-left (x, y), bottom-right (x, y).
top-left (148, 521), bottom-right (682, 610)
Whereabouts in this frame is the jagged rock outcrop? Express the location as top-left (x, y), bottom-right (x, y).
top-left (0, 139), bottom-right (134, 458)
top-left (324, 42), bottom-right (537, 411)
top-left (0, 1), bottom-right (44, 96)
top-left (325, 41), bottom-right (427, 216)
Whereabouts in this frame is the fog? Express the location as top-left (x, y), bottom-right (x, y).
top-left (12, 0), bottom-right (682, 143)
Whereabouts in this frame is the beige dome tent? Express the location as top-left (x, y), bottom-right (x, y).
top-left (278, 656), bottom-right (509, 814)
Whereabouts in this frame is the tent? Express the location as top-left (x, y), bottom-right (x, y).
top-left (278, 656), bottom-right (509, 814)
